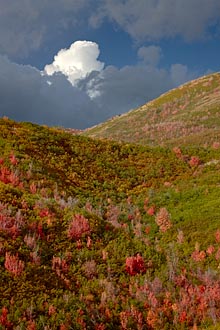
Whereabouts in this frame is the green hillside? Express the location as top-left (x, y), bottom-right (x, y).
top-left (83, 72), bottom-right (220, 147)
top-left (1, 117), bottom-right (220, 329)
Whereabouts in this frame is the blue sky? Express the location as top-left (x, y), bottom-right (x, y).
top-left (0, 0), bottom-right (220, 129)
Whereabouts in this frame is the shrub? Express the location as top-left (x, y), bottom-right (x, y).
top-left (125, 253), bottom-right (146, 276)
top-left (4, 252), bottom-right (25, 276)
top-left (67, 214), bottom-right (91, 240)
top-left (155, 208), bottom-right (172, 232)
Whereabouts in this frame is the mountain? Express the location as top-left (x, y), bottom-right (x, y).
top-left (1, 117), bottom-right (220, 328)
top-left (83, 72), bottom-right (220, 147)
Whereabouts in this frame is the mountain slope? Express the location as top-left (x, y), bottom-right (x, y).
top-left (1, 119), bottom-right (220, 329)
top-left (83, 72), bottom-right (220, 147)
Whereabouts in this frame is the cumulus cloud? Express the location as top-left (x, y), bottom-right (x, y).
top-left (45, 41), bottom-right (104, 85)
top-left (90, 0), bottom-right (220, 41)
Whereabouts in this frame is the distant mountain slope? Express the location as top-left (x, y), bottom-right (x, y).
top-left (83, 72), bottom-right (220, 147)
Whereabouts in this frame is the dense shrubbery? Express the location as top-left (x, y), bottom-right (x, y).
top-left (1, 118), bottom-right (220, 328)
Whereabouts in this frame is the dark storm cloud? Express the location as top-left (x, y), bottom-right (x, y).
top-left (0, 55), bottom-right (101, 128)
top-left (77, 61), bottom-right (195, 121)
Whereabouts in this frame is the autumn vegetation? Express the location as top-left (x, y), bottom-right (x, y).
top-left (84, 72), bottom-right (220, 148)
top-left (1, 72), bottom-right (220, 329)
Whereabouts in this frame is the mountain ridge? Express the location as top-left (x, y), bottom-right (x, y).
top-left (83, 72), bottom-right (220, 147)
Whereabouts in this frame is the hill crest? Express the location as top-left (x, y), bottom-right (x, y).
top-left (83, 72), bottom-right (220, 147)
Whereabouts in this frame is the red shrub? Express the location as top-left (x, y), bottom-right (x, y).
top-left (155, 208), bottom-right (172, 232)
top-left (125, 253), bottom-right (146, 276)
top-left (215, 229), bottom-right (220, 243)
top-left (189, 156), bottom-right (200, 167)
top-left (206, 245), bottom-right (215, 255)
top-left (147, 206), bottom-right (155, 216)
top-left (9, 153), bottom-right (18, 165)
top-left (67, 214), bottom-right (90, 240)
top-left (215, 248), bottom-right (220, 261)
top-left (173, 147), bottom-right (182, 158)
top-left (4, 252), bottom-right (25, 276)
top-left (0, 307), bottom-right (13, 329)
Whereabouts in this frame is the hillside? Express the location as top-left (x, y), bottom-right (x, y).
top-left (1, 117), bottom-right (220, 329)
top-left (83, 72), bottom-right (220, 147)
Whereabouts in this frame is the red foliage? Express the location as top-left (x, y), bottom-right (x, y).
top-left (0, 165), bottom-right (22, 187)
top-left (4, 252), bottom-right (25, 276)
top-left (52, 256), bottom-right (69, 276)
top-left (0, 307), bottom-right (13, 329)
top-left (9, 153), bottom-right (18, 165)
top-left (189, 156), bottom-right (200, 167)
top-left (0, 166), bottom-right (11, 184)
top-left (125, 253), bottom-right (146, 276)
top-left (30, 182), bottom-right (37, 194)
top-left (155, 208), bottom-right (172, 232)
top-left (212, 142), bottom-right (220, 149)
top-left (37, 224), bottom-right (44, 239)
top-left (39, 208), bottom-right (50, 218)
top-left (27, 320), bottom-right (37, 330)
top-left (145, 225), bottom-right (151, 234)
top-left (0, 207), bottom-right (23, 238)
top-left (215, 229), bottom-right (220, 243)
top-left (48, 305), bottom-right (56, 316)
top-left (191, 249), bottom-right (206, 262)
top-left (147, 206), bottom-right (156, 216)
top-left (95, 324), bottom-right (106, 330)
top-left (173, 147), bottom-right (182, 159)
top-left (215, 247), bottom-right (220, 261)
top-left (206, 245), bottom-right (215, 255)
top-left (67, 214), bottom-right (90, 240)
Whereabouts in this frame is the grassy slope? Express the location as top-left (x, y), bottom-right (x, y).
top-left (1, 118), bottom-right (220, 329)
top-left (83, 72), bottom-right (220, 147)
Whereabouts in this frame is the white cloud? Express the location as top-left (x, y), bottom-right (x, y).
top-left (44, 41), bottom-right (104, 85)
top-left (90, 0), bottom-right (220, 41)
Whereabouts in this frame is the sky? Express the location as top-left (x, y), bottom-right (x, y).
top-left (0, 0), bottom-right (220, 129)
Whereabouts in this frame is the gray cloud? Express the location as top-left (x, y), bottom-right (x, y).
top-left (137, 46), bottom-right (162, 67)
top-left (1, 0), bottom-right (220, 60)
top-left (77, 62), bottom-right (196, 122)
top-left (170, 63), bottom-right (192, 86)
top-left (0, 43), bottom-right (198, 129)
top-left (0, 55), bottom-right (100, 128)
top-left (90, 0), bottom-right (220, 41)
top-left (0, 0), bottom-right (88, 58)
